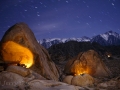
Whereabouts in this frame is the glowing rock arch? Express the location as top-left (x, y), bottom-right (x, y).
top-left (1, 41), bottom-right (34, 68)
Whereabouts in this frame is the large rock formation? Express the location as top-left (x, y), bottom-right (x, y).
top-left (0, 66), bottom-right (84, 90)
top-left (0, 23), bottom-right (59, 80)
top-left (64, 50), bottom-right (112, 78)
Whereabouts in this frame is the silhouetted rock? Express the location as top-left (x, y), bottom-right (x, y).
top-left (64, 50), bottom-right (112, 78)
top-left (0, 23), bottom-right (59, 80)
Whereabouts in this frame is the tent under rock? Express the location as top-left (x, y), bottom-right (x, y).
top-left (64, 50), bottom-right (112, 78)
top-left (0, 22), bottom-right (59, 80)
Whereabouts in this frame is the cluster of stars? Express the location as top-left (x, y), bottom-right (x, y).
top-left (0, 0), bottom-right (120, 40)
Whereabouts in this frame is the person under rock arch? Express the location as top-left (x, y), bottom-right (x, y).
top-left (17, 63), bottom-right (27, 68)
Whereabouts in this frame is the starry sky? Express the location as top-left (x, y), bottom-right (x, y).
top-left (0, 0), bottom-right (120, 40)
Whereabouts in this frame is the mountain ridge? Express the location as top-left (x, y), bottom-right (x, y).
top-left (38, 31), bottom-right (120, 48)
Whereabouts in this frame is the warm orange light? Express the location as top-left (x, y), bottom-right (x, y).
top-left (1, 41), bottom-right (34, 68)
top-left (74, 73), bottom-right (85, 76)
top-left (107, 55), bottom-right (111, 57)
top-left (71, 61), bottom-right (88, 76)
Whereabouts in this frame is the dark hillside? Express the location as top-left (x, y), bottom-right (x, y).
top-left (48, 41), bottom-right (106, 64)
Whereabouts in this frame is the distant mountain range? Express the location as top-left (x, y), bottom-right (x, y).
top-left (38, 31), bottom-right (120, 48)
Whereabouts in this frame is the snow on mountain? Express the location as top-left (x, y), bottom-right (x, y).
top-left (38, 37), bottom-right (90, 48)
top-left (100, 34), bottom-right (109, 41)
top-left (38, 31), bottom-right (120, 48)
top-left (100, 31), bottom-right (120, 41)
top-left (91, 35), bottom-right (108, 46)
top-left (81, 36), bottom-right (91, 41)
top-left (91, 31), bottom-right (120, 46)
top-left (38, 38), bottom-right (63, 48)
top-left (61, 38), bottom-right (68, 43)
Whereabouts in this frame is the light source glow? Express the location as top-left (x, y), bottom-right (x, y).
top-left (107, 55), bottom-right (111, 57)
top-left (71, 61), bottom-right (88, 76)
top-left (1, 41), bottom-right (34, 68)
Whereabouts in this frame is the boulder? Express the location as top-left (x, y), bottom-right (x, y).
top-left (64, 50), bottom-right (112, 78)
top-left (63, 75), bottom-right (73, 84)
top-left (63, 74), bottom-right (94, 87)
top-left (0, 71), bottom-right (85, 90)
top-left (21, 79), bottom-right (85, 90)
top-left (0, 71), bottom-right (24, 86)
top-left (29, 70), bottom-right (46, 80)
top-left (6, 65), bottom-right (30, 77)
top-left (71, 74), bottom-right (94, 87)
top-left (97, 80), bottom-right (118, 89)
top-left (0, 23), bottom-right (59, 80)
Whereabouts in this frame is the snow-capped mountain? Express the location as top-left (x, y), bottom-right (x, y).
top-left (91, 31), bottom-right (120, 46)
top-left (38, 37), bottom-right (90, 48)
top-left (38, 31), bottom-right (120, 48)
top-left (38, 38), bottom-right (65, 48)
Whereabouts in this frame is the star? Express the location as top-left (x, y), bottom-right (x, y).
top-left (24, 10), bottom-right (27, 11)
top-left (0, 0), bottom-right (120, 40)
top-left (66, 1), bottom-right (69, 3)
top-left (89, 16), bottom-right (91, 18)
top-left (112, 3), bottom-right (114, 6)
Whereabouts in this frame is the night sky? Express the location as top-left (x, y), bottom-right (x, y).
top-left (0, 0), bottom-right (120, 40)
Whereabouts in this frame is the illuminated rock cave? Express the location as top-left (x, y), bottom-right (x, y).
top-left (64, 50), bottom-right (112, 77)
top-left (1, 41), bottom-right (34, 68)
top-left (0, 23), bottom-right (59, 80)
